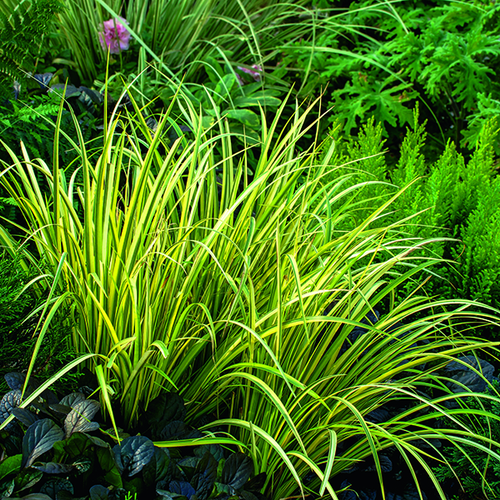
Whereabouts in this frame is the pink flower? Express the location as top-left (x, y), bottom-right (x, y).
top-left (99, 17), bottom-right (130, 54)
top-left (237, 64), bottom-right (263, 83)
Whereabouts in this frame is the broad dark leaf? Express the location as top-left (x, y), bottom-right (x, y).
top-left (64, 399), bottom-right (100, 438)
top-left (14, 468), bottom-right (43, 492)
top-left (156, 479), bottom-right (169, 491)
top-left (48, 404), bottom-right (73, 415)
top-left (59, 393), bottom-right (86, 408)
top-left (157, 420), bottom-right (188, 441)
top-left (177, 457), bottom-right (200, 481)
top-left (364, 455), bottom-right (392, 473)
top-left (143, 447), bottom-right (171, 485)
top-left (73, 457), bottom-right (92, 474)
top-left (220, 453), bottom-right (253, 492)
top-left (192, 452), bottom-right (217, 500)
top-left (40, 389), bottom-right (59, 405)
top-left (240, 491), bottom-right (259, 500)
top-left (145, 393), bottom-right (186, 437)
top-left (52, 432), bottom-right (94, 463)
top-left (96, 445), bottom-right (122, 488)
top-left (168, 480), bottom-right (196, 498)
top-left (194, 445), bottom-right (223, 462)
top-left (0, 478), bottom-right (15, 497)
top-left (90, 484), bottom-right (110, 500)
top-left (22, 419), bottom-right (64, 468)
top-left (0, 390), bottom-right (22, 424)
top-left (86, 434), bottom-right (109, 447)
top-left (50, 84), bottom-right (80, 98)
top-left (0, 430), bottom-right (22, 454)
top-left (32, 462), bottom-right (74, 474)
top-left (245, 472), bottom-right (266, 492)
top-left (5, 372), bottom-right (25, 390)
top-left (40, 478), bottom-right (74, 498)
top-left (156, 489), bottom-right (185, 500)
top-left (12, 408), bottom-right (39, 427)
top-left (113, 436), bottom-right (155, 477)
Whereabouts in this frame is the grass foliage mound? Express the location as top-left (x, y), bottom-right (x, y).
top-left (0, 88), bottom-right (500, 499)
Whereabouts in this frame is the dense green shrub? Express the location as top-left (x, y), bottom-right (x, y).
top-left (319, 110), bottom-right (500, 320)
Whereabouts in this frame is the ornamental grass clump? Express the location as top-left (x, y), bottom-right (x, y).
top-left (1, 87), bottom-right (500, 499)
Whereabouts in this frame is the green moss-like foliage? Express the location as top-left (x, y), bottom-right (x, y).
top-left (0, 0), bottom-right (63, 98)
top-left (0, 249), bottom-right (76, 394)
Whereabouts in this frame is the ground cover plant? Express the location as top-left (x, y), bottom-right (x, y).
top-left (1, 85), bottom-right (500, 499)
top-left (0, 373), bottom-right (264, 500)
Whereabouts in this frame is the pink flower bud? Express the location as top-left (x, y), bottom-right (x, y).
top-left (99, 17), bottom-right (131, 54)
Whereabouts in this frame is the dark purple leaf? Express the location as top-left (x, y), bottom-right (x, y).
top-left (156, 490), bottom-right (185, 500)
top-left (145, 393), bottom-right (186, 438)
top-left (157, 421), bottom-right (188, 441)
top-left (192, 452), bottom-right (217, 500)
top-left (59, 393), bottom-right (86, 408)
top-left (90, 484), bottom-right (110, 500)
top-left (0, 390), bottom-right (22, 424)
top-left (40, 478), bottom-right (74, 498)
top-left (11, 408), bottom-right (39, 427)
top-left (240, 491), bottom-right (259, 500)
top-left (5, 372), bottom-right (25, 391)
top-left (22, 419), bottom-right (64, 468)
top-left (220, 453), bottom-right (253, 492)
top-left (113, 436), bottom-right (154, 477)
top-left (32, 462), bottom-right (74, 474)
top-left (48, 404), bottom-right (73, 415)
top-left (245, 472), bottom-right (266, 492)
top-left (364, 455), bottom-right (392, 473)
top-left (64, 399), bottom-right (100, 438)
top-left (169, 480), bottom-right (196, 498)
top-left (143, 447), bottom-right (171, 485)
top-left (194, 445), bottom-right (223, 462)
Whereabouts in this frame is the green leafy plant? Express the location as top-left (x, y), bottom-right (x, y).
top-left (160, 56), bottom-right (284, 145)
top-left (54, 0), bottom-right (315, 85)
top-left (283, 0), bottom-right (500, 150)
